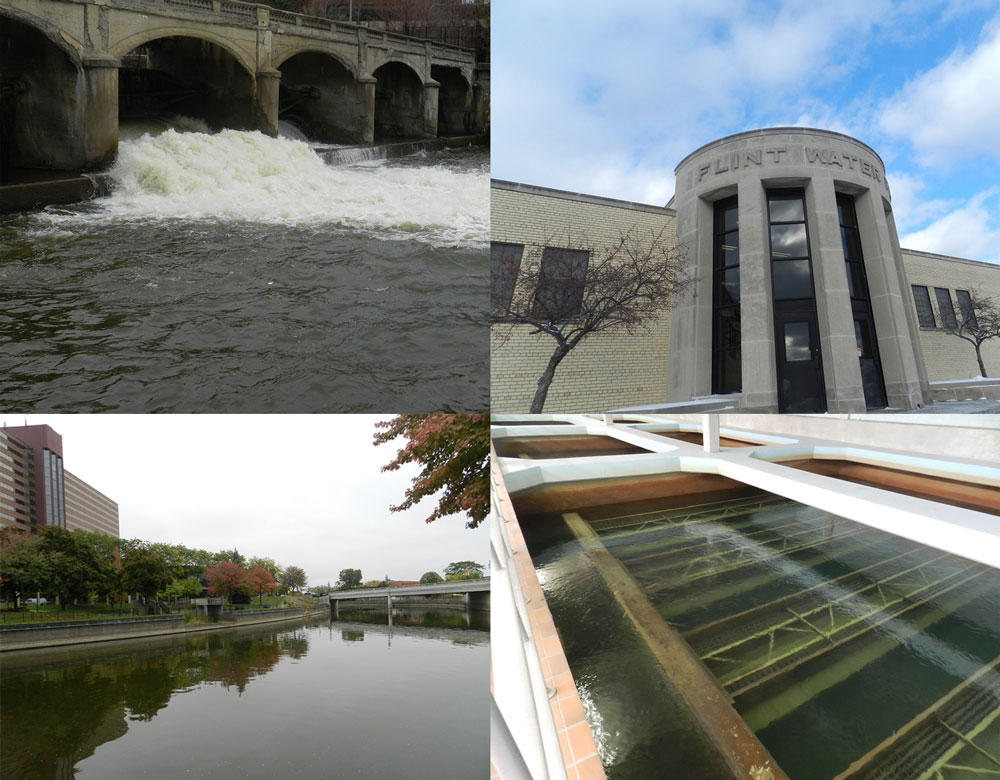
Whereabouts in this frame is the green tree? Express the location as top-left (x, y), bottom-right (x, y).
top-left (280, 565), bottom-right (307, 593)
top-left (122, 549), bottom-right (173, 609)
top-left (214, 549), bottom-right (246, 567)
top-left (444, 561), bottom-right (485, 580)
top-left (337, 568), bottom-right (362, 589)
top-left (248, 556), bottom-right (282, 581)
top-left (373, 414), bottom-right (489, 529)
top-left (163, 577), bottom-right (204, 600)
top-left (0, 530), bottom-right (53, 606)
top-left (38, 527), bottom-right (111, 609)
top-left (419, 571), bottom-right (443, 584)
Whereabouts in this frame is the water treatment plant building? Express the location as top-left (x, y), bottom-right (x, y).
top-left (491, 128), bottom-right (1000, 414)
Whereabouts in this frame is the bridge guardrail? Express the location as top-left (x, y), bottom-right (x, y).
top-left (115, 0), bottom-right (474, 56)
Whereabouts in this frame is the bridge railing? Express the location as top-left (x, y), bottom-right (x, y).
top-left (125, 0), bottom-right (474, 56)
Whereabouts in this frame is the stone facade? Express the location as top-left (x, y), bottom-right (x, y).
top-left (491, 181), bottom-right (674, 413)
top-left (491, 131), bottom-right (1000, 413)
top-left (670, 128), bottom-right (926, 413)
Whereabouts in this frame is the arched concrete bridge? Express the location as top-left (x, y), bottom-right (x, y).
top-left (0, 0), bottom-right (487, 172)
top-left (329, 578), bottom-right (490, 619)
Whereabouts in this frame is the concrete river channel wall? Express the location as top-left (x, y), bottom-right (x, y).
top-left (0, 606), bottom-right (329, 651)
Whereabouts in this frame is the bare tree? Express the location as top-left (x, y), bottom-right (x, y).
top-left (944, 290), bottom-right (1000, 378)
top-left (492, 226), bottom-right (687, 413)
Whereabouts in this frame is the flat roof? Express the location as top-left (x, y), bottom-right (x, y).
top-left (491, 179), bottom-right (674, 216)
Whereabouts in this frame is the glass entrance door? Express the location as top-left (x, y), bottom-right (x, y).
top-left (775, 313), bottom-right (827, 412)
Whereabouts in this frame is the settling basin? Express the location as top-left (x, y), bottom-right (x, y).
top-left (492, 415), bottom-right (1000, 780)
top-left (1, 612), bottom-right (488, 779)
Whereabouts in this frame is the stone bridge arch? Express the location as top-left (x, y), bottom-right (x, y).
top-left (0, 5), bottom-right (81, 64)
top-left (111, 27), bottom-right (256, 76)
top-left (114, 31), bottom-right (260, 131)
top-left (274, 48), bottom-right (368, 143)
top-left (371, 59), bottom-right (430, 139)
top-left (430, 65), bottom-right (471, 135)
top-left (0, 7), bottom-right (111, 173)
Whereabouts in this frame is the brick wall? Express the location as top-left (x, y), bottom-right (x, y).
top-left (491, 183), bottom-right (675, 412)
top-left (901, 249), bottom-right (1000, 381)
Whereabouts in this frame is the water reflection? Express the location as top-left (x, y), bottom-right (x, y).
top-left (1, 613), bottom-right (488, 780)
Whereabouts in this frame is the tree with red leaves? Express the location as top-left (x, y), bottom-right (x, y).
top-left (373, 415), bottom-right (488, 529)
top-left (246, 565), bottom-right (277, 607)
top-left (204, 561), bottom-right (249, 603)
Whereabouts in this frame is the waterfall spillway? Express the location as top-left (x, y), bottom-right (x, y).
top-left (76, 129), bottom-right (486, 247)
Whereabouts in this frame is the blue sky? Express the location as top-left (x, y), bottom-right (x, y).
top-left (491, 0), bottom-right (1000, 263)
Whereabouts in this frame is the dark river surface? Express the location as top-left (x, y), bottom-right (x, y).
top-left (0, 129), bottom-right (488, 412)
top-left (0, 613), bottom-right (489, 779)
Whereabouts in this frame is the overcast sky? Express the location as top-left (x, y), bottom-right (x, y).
top-left (492, 0), bottom-right (1000, 263)
top-left (0, 414), bottom-right (488, 588)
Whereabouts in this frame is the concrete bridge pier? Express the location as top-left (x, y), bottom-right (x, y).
top-left (81, 57), bottom-right (120, 169)
top-left (422, 79), bottom-right (439, 138)
top-left (255, 69), bottom-right (281, 137)
top-left (359, 76), bottom-right (376, 144)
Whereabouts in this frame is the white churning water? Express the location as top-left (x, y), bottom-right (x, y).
top-left (87, 128), bottom-right (488, 247)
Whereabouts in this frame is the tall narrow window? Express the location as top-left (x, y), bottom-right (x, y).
top-left (957, 289), bottom-right (978, 328)
top-left (712, 197), bottom-right (740, 394)
top-left (768, 189), bottom-right (826, 413)
top-left (911, 285), bottom-right (936, 328)
top-left (934, 287), bottom-right (957, 329)
top-left (491, 242), bottom-right (524, 316)
top-left (838, 193), bottom-right (886, 408)
top-left (532, 247), bottom-right (588, 321)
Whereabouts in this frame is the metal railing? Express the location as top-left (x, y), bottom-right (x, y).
top-left (116, 0), bottom-right (475, 55)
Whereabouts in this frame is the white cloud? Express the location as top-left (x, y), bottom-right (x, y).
top-left (885, 170), bottom-right (959, 233)
top-left (880, 16), bottom-right (1000, 165)
top-left (899, 188), bottom-right (1000, 263)
top-left (492, 0), bottom-right (895, 201)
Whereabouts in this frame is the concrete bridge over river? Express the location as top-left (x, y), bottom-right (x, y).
top-left (0, 0), bottom-right (487, 174)
top-left (329, 578), bottom-right (490, 619)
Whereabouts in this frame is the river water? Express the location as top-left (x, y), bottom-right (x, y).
top-left (0, 613), bottom-right (489, 779)
top-left (0, 127), bottom-right (488, 412)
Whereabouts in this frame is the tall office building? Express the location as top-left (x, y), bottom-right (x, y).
top-left (0, 424), bottom-right (118, 537)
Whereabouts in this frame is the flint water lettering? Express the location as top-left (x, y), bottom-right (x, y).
top-left (697, 148), bottom-right (781, 182)
top-left (696, 145), bottom-right (883, 185)
top-left (804, 147), bottom-right (881, 183)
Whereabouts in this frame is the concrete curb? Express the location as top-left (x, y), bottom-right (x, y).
top-left (0, 606), bottom-right (329, 652)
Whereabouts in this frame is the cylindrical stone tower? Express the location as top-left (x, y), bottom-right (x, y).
top-left (667, 127), bottom-right (931, 412)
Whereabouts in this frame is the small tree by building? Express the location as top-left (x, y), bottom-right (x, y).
top-left (419, 571), bottom-right (443, 584)
top-left (337, 568), bottom-right (362, 589)
top-left (492, 227), bottom-right (687, 412)
top-left (944, 290), bottom-right (1000, 377)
